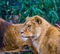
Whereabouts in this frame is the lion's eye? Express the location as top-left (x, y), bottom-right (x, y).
top-left (28, 25), bottom-right (31, 27)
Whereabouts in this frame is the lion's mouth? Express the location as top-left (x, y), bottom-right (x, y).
top-left (21, 36), bottom-right (28, 41)
top-left (22, 35), bottom-right (35, 38)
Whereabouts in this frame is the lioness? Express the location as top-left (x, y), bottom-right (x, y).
top-left (20, 15), bottom-right (60, 54)
top-left (0, 18), bottom-right (38, 54)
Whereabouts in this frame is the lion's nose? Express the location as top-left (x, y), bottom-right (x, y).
top-left (21, 32), bottom-right (24, 34)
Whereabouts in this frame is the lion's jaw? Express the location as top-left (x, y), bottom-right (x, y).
top-left (32, 27), bottom-right (41, 40)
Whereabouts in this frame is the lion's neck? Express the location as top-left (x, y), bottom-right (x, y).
top-left (31, 20), bottom-right (51, 54)
top-left (31, 38), bottom-right (40, 53)
top-left (39, 20), bottom-right (51, 43)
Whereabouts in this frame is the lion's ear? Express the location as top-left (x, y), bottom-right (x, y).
top-left (34, 16), bottom-right (42, 24)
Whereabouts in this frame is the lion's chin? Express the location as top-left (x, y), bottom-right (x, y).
top-left (21, 36), bottom-right (28, 41)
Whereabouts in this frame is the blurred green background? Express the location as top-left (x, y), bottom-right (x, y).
top-left (0, 0), bottom-right (60, 25)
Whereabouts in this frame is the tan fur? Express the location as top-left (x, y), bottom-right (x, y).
top-left (21, 15), bottom-right (60, 54)
top-left (0, 18), bottom-right (38, 54)
top-left (0, 18), bottom-right (25, 51)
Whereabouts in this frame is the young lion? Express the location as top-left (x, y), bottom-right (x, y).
top-left (0, 18), bottom-right (38, 54)
top-left (20, 15), bottom-right (60, 54)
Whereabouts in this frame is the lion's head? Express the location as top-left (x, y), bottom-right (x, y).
top-left (20, 16), bottom-right (43, 40)
top-left (20, 15), bottom-right (51, 41)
